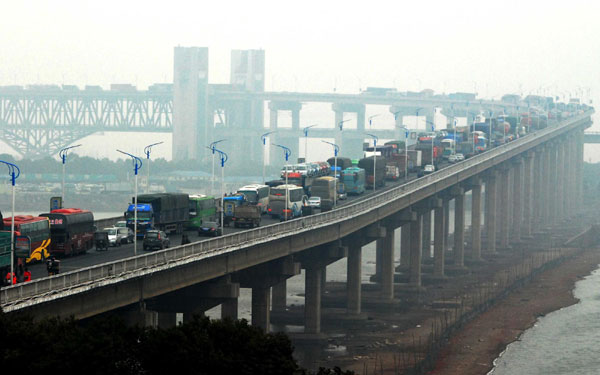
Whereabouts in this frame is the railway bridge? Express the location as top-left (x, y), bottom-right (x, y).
top-left (2, 111), bottom-right (592, 333)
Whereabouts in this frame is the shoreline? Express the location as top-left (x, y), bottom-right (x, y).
top-left (425, 248), bottom-right (600, 375)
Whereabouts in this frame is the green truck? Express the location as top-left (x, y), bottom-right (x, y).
top-left (0, 231), bottom-right (11, 281)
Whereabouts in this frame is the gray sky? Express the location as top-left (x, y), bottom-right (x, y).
top-left (2, 0), bottom-right (599, 160)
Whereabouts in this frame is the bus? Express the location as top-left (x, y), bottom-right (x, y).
top-left (237, 184), bottom-right (270, 214)
top-left (2, 215), bottom-right (51, 264)
top-left (40, 208), bottom-right (95, 256)
top-left (267, 184), bottom-right (307, 220)
top-left (187, 194), bottom-right (217, 229)
top-left (342, 167), bottom-right (366, 195)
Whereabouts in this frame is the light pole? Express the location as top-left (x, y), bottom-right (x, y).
top-left (209, 139), bottom-right (226, 194)
top-left (415, 107), bottom-right (423, 129)
top-left (338, 118), bottom-right (351, 131)
top-left (425, 120), bottom-right (435, 167)
top-left (260, 131), bottom-right (276, 184)
top-left (144, 142), bottom-right (163, 194)
top-left (117, 150), bottom-right (142, 255)
top-left (59, 144), bottom-right (82, 207)
top-left (368, 114), bottom-right (380, 129)
top-left (488, 110), bottom-right (493, 149)
top-left (0, 160), bottom-right (20, 281)
top-left (273, 144), bottom-right (291, 219)
top-left (322, 140), bottom-right (339, 207)
top-left (398, 126), bottom-right (410, 181)
top-left (212, 147), bottom-right (228, 234)
top-left (365, 133), bottom-right (379, 192)
top-left (302, 125), bottom-right (317, 163)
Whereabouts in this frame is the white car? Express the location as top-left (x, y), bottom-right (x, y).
top-left (448, 154), bottom-right (460, 163)
top-left (308, 196), bottom-right (321, 208)
top-left (455, 153), bottom-right (465, 161)
top-left (423, 164), bottom-right (436, 174)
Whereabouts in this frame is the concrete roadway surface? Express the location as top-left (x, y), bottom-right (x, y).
top-left (23, 160), bottom-right (451, 282)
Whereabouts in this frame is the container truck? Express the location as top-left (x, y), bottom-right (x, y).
top-left (327, 157), bottom-right (353, 171)
top-left (125, 193), bottom-right (189, 237)
top-left (358, 156), bottom-right (386, 189)
top-left (310, 176), bottom-right (337, 201)
top-left (232, 204), bottom-right (261, 228)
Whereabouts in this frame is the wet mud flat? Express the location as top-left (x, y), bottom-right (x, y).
top-left (277, 207), bottom-right (600, 374)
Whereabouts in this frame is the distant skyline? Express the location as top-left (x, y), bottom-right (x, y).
top-left (1, 0), bottom-right (599, 161)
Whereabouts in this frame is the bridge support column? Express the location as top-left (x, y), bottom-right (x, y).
top-left (380, 225), bottom-right (395, 300)
top-left (272, 281), bottom-right (287, 314)
top-left (443, 199), bottom-right (450, 252)
top-left (577, 129), bottom-right (585, 211)
top-left (556, 141), bottom-right (566, 222)
top-left (452, 187), bottom-right (465, 267)
top-left (499, 166), bottom-right (510, 249)
top-left (470, 180), bottom-right (483, 261)
top-left (409, 213), bottom-right (423, 287)
top-left (422, 210), bottom-right (432, 259)
top-left (549, 144), bottom-right (559, 226)
top-left (522, 152), bottom-right (534, 237)
top-left (565, 136), bottom-right (574, 217)
top-left (434, 204), bottom-right (445, 277)
top-left (532, 148), bottom-right (543, 231)
top-left (485, 171), bottom-right (497, 254)
top-left (401, 223), bottom-right (411, 266)
top-left (511, 158), bottom-right (523, 243)
top-left (305, 263), bottom-right (323, 334)
top-left (252, 285), bottom-right (271, 332)
top-left (541, 145), bottom-right (552, 226)
top-left (347, 242), bottom-right (362, 314)
top-left (222, 298), bottom-right (238, 320)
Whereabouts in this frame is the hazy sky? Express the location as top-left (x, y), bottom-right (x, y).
top-left (2, 0), bottom-right (599, 161)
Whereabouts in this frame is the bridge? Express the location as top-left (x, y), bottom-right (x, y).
top-left (1, 47), bottom-right (584, 171)
top-left (2, 111), bottom-right (592, 334)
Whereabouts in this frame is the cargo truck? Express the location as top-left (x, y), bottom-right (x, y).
top-left (310, 176), bottom-right (337, 201)
top-left (327, 157), bottom-right (353, 171)
top-left (125, 193), bottom-right (189, 237)
top-left (358, 156), bottom-right (386, 189)
top-left (232, 204), bottom-right (261, 228)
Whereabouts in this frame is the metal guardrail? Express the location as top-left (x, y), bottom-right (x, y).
top-left (1, 111), bottom-right (593, 308)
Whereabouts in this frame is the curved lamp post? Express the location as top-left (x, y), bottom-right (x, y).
top-left (59, 144), bottom-right (82, 207)
top-left (488, 110), bottom-right (494, 149)
top-left (0, 160), bottom-right (20, 280)
top-left (211, 147), bottom-right (228, 234)
top-left (144, 142), bottom-right (163, 194)
top-left (322, 140), bottom-right (339, 207)
top-left (302, 124), bottom-right (317, 163)
top-left (368, 114), bottom-right (380, 129)
top-left (398, 126), bottom-right (410, 181)
top-left (425, 120), bottom-right (436, 167)
top-left (272, 144), bottom-right (291, 219)
top-left (117, 150), bottom-right (142, 255)
top-left (261, 132), bottom-right (275, 184)
top-left (365, 133), bottom-right (379, 192)
top-left (209, 139), bottom-right (226, 194)
top-left (338, 118), bottom-right (351, 131)
top-left (415, 107), bottom-right (424, 128)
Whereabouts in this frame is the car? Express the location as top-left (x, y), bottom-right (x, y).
top-left (104, 227), bottom-right (127, 247)
top-left (307, 196), bottom-right (321, 208)
top-left (142, 230), bottom-right (170, 251)
top-left (198, 221), bottom-right (222, 237)
top-left (448, 154), bottom-right (460, 163)
top-left (423, 164), bottom-right (436, 174)
top-left (118, 227), bottom-right (134, 243)
top-left (338, 191), bottom-right (347, 200)
top-left (455, 153), bottom-right (465, 161)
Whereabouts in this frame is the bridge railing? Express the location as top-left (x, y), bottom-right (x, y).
top-left (1, 111), bottom-right (593, 307)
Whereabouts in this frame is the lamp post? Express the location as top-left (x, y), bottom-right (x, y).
top-left (260, 132), bottom-right (276, 184)
top-left (272, 144), bottom-right (291, 219)
top-left (338, 118), bottom-right (351, 131)
top-left (365, 133), bottom-right (379, 192)
top-left (368, 114), bottom-right (380, 129)
top-left (212, 147), bottom-right (228, 234)
top-left (322, 140), bottom-right (339, 207)
top-left (143, 141), bottom-right (163, 194)
top-left (302, 125), bottom-right (317, 163)
top-left (117, 150), bottom-right (142, 255)
top-left (415, 107), bottom-right (423, 129)
top-left (398, 126), bottom-right (410, 181)
top-left (209, 139), bottom-right (226, 194)
top-left (0, 160), bottom-right (20, 280)
top-left (59, 144), bottom-right (82, 207)
top-left (488, 110), bottom-right (493, 149)
top-left (425, 120), bottom-right (436, 167)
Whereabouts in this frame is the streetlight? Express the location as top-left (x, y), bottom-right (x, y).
top-left (209, 139), bottom-right (226, 194)
top-left (415, 107), bottom-right (423, 129)
top-left (322, 140), bottom-right (339, 207)
top-left (368, 114), bottom-right (380, 129)
top-left (272, 144), bottom-right (291, 219)
top-left (261, 132), bottom-right (275, 184)
top-left (397, 126), bottom-right (410, 181)
top-left (487, 110), bottom-right (493, 149)
top-left (117, 150), bottom-right (142, 255)
top-left (59, 144), bottom-right (82, 207)
top-left (0, 160), bottom-right (20, 282)
top-left (302, 124), bottom-right (317, 163)
top-left (425, 120), bottom-right (435, 167)
top-left (144, 142), bottom-right (163, 194)
top-left (208, 146), bottom-right (228, 234)
top-left (365, 133), bottom-right (379, 192)
top-left (338, 118), bottom-right (351, 131)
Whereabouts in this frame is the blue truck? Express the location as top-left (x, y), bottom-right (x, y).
top-left (125, 193), bottom-right (189, 237)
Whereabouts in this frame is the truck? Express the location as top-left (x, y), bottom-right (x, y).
top-left (406, 150), bottom-right (422, 172)
top-left (415, 143), bottom-right (444, 166)
top-left (232, 204), bottom-right (261, 228)
top-left (286, 172), bottom-right (315, 196)
top-left (125, 193), bottom-right (189, 237)
top-left (358, 156), bottom-right (386, 189)
top-left (222, 194), bottom-right (245, 226)
top-left (0, 231), bottom-right (11, 283)
top-left (327, 157), bottom-right (353, 171)
top-left (310, 176), bottom-right (337, 201)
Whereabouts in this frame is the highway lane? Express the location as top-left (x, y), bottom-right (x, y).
top-left (23, 160), bottom-right (452, 281)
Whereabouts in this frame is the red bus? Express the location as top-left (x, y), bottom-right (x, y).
top-left (40, 208), bottom-right (95, 256)
top-left (2, 215), bottom-right (51, 264)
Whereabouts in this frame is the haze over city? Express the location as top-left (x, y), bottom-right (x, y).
top-left (1, 0), bottom-right (599, 162)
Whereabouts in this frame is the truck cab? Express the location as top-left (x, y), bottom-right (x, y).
top-left (125, 203), bottom-right (154, 238)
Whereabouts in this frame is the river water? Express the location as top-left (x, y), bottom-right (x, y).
top-left (490, 265), bottom-right (600, 375)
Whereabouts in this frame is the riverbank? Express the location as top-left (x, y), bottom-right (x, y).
top-left (426, 248), bottom-right (600, 375)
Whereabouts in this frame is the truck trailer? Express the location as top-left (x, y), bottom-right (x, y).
top-left (126, 193), bottom-right (189, 237)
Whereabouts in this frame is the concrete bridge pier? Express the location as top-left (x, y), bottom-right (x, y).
top-left (272, 256), bottom-right (303, 314)
top-left (565, 135), bottom-right (575, 217)
top-left (541, 145), bottom-right (552, 227)
top-left (422, 209), bottom-right (432, 259)
top-left (548, 143), bottom-right (559, 227)
top-left (484, 170), bottom-right (498, 254)
top-left (532, 148), bottom-right (544, 232)
top-left (498, 166), bottom-right (511, 249)
top-left (556, 141), bottom-right (566, 222)
top-left (409, 211), bottom-right (424, 287)
top-left (400, 223), bottom-right (411, 267)
top-left (443, 198), bottom-right (450, 252)
top-left (451, 186), bottom-right (466, 267)
top-left (511, 158), bottom-right (523, 243)
top-left (468, 178), bottom-right (483, 261)
top-left (433, 201), bottom-right (446, 277)
top-left (522, 152), bottom-right (535, 237)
